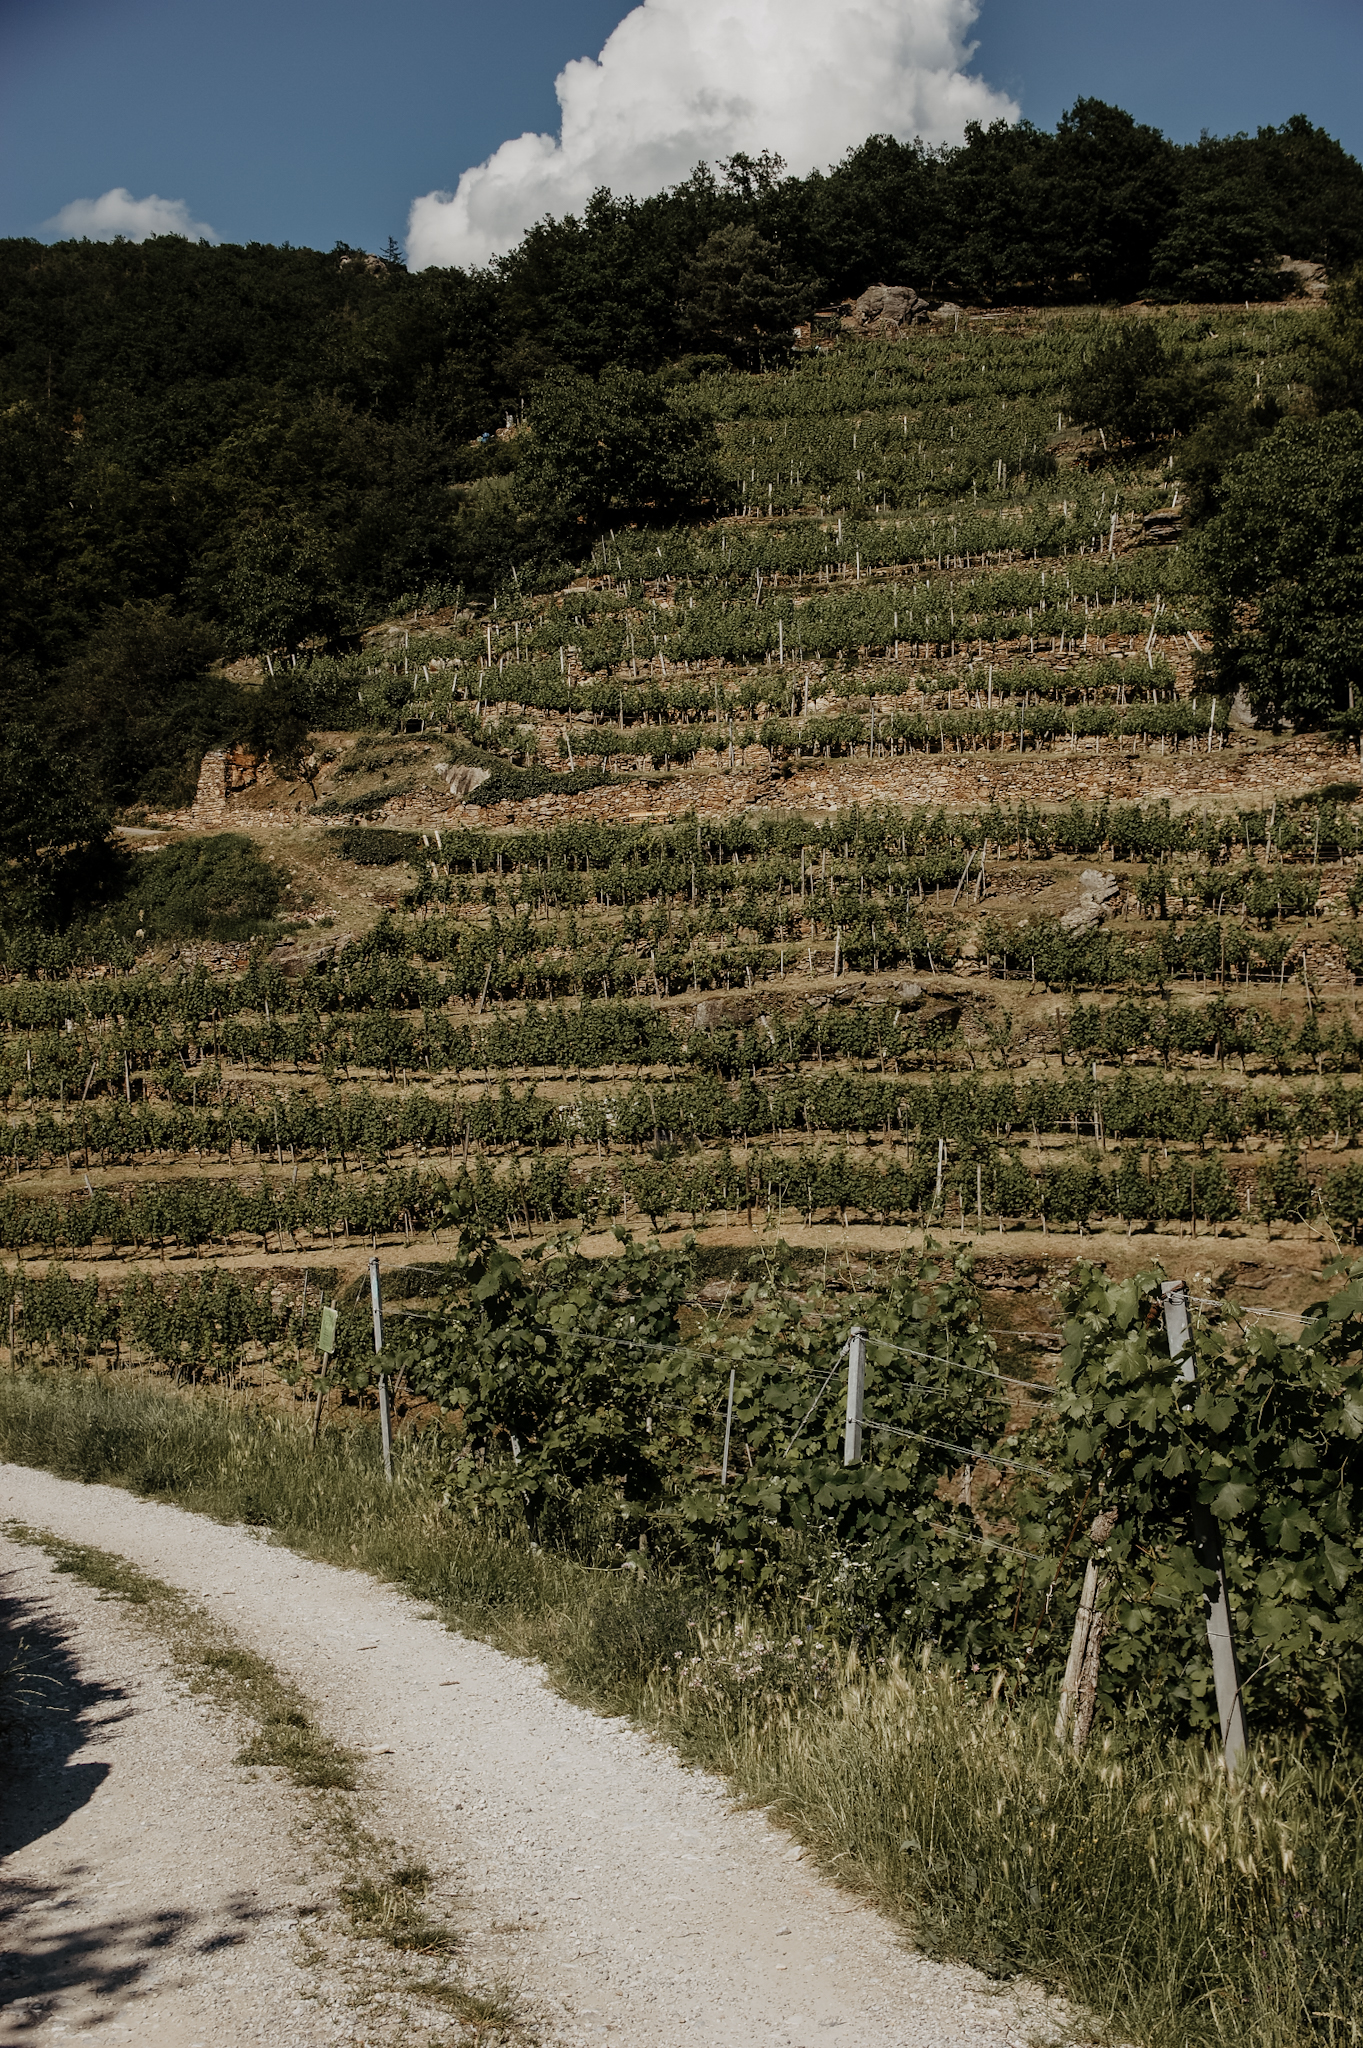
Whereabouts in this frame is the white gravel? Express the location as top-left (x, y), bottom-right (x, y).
top-left (0, 1527), bottom-right (356, 2046)
top-left (1, 1464), bottom-right (1070, 2048)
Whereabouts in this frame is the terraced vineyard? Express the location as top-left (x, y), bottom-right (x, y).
top-left (6, 300), bottom-right (1353, 1381)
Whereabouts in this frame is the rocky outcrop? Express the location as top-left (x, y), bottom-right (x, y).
top-left (1275, 255), bottom-right (1327, 297)
top-left (225, 745), bottom-right (263, 792)
top-left (1141, 509), bottom-right (1183, 545)
top-left (1060, 870), bottom-right (1120, 933)
top-left (840, 285), bottom-right (933, 338)
top-left (268, 939), bottom-right (338, 979)
top-left (432, 761), bottom-right (492, 799)
top-left (839, 286), bottom-right (967, 339)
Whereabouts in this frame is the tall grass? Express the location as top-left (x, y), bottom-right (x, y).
top-left (652, 1630), bottom-right (1362, 2047)
top-left (1, 1369), bottom-right (1358, 2048)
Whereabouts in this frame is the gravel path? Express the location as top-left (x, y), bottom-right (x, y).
top-left (0, 1527), bottom-right (355, 2047)
top-left (2, 1465), bottom-right (1069, 2048)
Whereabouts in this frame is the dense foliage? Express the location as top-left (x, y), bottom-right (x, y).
top-left (381, 1234), bottom-right (1363, 1745)
top-left (1200, 410), bottom-right (1363, 726)
top-left (6, 1231), bottom-right (1363, 1746)
top-left (513, 367), bottom-right (726, 528)
top-left (126, 832), bottom-right (289, 942)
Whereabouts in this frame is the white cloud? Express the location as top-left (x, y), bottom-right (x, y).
top-left (43, 187), bottom-right (218, 244)
top-left (407, 0), bottom-right (1016, 271)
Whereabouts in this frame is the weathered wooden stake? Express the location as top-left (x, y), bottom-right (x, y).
top-left (1056, 1559), bottom-right (1099, 1744)
top-left (1055, 1510), bottom-right (1117, 1750)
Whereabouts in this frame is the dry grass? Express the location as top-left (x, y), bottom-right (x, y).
top-left (650, 1626), bottom-right (1363, 2047)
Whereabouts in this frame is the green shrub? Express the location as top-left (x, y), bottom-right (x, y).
top-left (126, 833), bottom-right (287, 940)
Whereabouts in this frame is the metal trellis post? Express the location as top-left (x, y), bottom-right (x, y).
top-left (1161, 1279), bottom-right (1247, 1770)
top-left (720, 1366), bottom-right (737, 1486)
top-left (369, 1255), bottom-right (393, 1483)
top-left (844, 1325), bottom-right (868, 1466)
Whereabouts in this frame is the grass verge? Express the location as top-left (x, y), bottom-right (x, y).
top-left (3, 1515), bottom-right (532, 2042)
top-left (2, 1370), bottom-right (1360, 2048)
top-left (5, 1522), bottom-right (357, 1787)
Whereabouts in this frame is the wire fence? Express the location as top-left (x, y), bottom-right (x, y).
top-left (1191, 1294), bottom-right (1311, 1322)
top-left (361, 1260), bottom-right (1065, 1489)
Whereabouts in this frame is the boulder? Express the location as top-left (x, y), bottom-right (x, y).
top-left (1274, 255), bottom-right (1328, 297)
top-left (689, 993), bottom-right (763, 1030)
top-left (1141, 509), bottom-right (1183, 545)
top-left (224, 744), bottom-right (261, 792)
top-left (1061, 870), bottom-right (1120, 932)
top-left (269, 940), bottom-right (336, 978)
top-left (840, 284), bottom-right (934, 339)
top-left (446, 764), bottom-right (491, 797)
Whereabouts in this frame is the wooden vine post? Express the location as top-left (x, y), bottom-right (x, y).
top-left (1054, 1509), bottom-right (1117, 1752)
top-left (315, 1298), bottom-right (338, 1444)
top-left (1160, 1278), bottom-right (1248, 1771)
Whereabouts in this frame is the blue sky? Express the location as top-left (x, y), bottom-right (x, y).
top-left (3, 0), bottom-right (1361, 255)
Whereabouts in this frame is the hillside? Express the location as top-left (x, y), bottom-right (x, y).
top-left (4, 108), bottom-right (1363, 2048)
top-left (2, 98), bottom-right (1361, 699)
top-left (0, 287), bottom-right (1355, 1292)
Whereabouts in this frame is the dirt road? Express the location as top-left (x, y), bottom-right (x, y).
top-left (2, 1465), bottom-right (1068, 2047)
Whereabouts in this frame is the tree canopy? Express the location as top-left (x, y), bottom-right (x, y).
top-left (1068, 321), bottom-right (1220, 446)
top-left (0, 725), bottom-right (117, 929)
top-left (1199, 412), bottom-right (1363, 727)
top-left (515, 368), bottom-right (725, 528)
top-left (677, 225), bottom-right (812, 362)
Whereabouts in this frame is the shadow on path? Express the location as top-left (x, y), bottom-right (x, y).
top-left (0, 1875), bottom-right (268, 2034)
top-left (0, 1560), bottom-right (120, 1861)
top-left (0, 1559), bottom-right (274, 2032)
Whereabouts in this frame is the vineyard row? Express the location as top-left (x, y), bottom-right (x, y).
top-left (5, 958), bottom-right (1362, 1107)
top-left (13, 1063), bottom-right (1363, 1172)
top-left (484, 701), bottom-right (1231, 772)
top-left (401, 655), bottom-right (1185, 724)
top-left (388, 580), bottom-right (1201, 694)
top-left (6, 790), bottom-right (1361, 982)
top-left (0, 1138), bottom-right (1349, 1258)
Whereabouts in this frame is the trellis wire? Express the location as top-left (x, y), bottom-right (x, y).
top-left (866, 1332), bottom-right (1055, 1395)
top-left (863, 1416), bottom-right (1056, 1478)
top-left (1190, 1295), bottom-right (1309, 1322)
top-left (781, 1340), bottom-right (851, 1456)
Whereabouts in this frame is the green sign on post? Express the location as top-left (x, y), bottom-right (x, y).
top-left (318, 1305), bottom-right (338, 1356)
